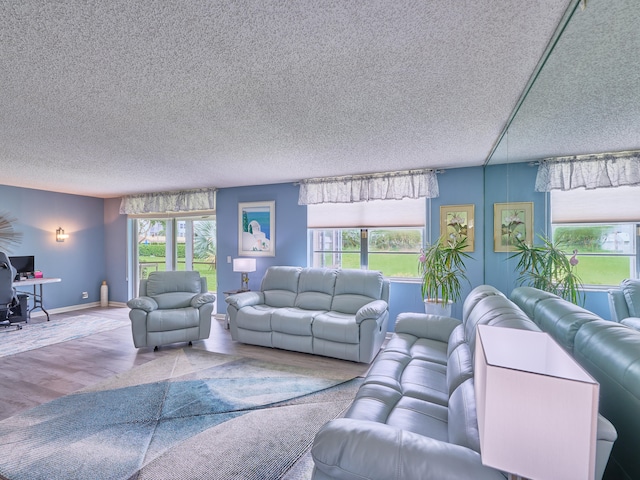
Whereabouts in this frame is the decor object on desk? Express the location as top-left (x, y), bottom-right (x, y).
top-left (493, 202), bottom-right (533, 252)
top-left (127, 270), bottom-right (216, 350)
top-left (232, 258), bottom-right (256, 291)
top-left (0, 213), bottom-right (22, 252)
top-left (475, 324), bottom-right (600, 480)
top-left (238, 201), bottom-right (275, 256)
top-left (55, 227), bottom-right (69, 242)
top-left (418, 235), bottom-right (471, 316)
top-left (440, 204), bottom-right (474, 252)
top-left (509, 234), bottom-right (584, 305)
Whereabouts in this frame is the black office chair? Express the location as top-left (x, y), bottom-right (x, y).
top-left (0, 252), bottom-right (27, 331)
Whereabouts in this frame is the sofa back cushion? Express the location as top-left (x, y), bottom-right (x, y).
top-left (533, 297), bottom-right (601, 353)
top-left (295, 268), bottom-right (337, 311)
top-left (462, 285), bottom-right (505, 323)
top-left (146, 271), bottom-right (202, 296)
top-left (447, 378), bottom-right (481, 453)
top-left (464, 295), bottom-right (536, 354)
top-left (621, 279), bottom-right (640, 317)
top-left (261, 266), bottom-right (302, 307)
top-left (331, 269), bottom-right (384, 314)
top-left (446, 342), bottom-right (474, 396)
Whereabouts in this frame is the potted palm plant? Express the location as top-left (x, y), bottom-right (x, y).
top-left (509, 234), bottom-right (584, 305)
top-left (418, 235), bottom-right (471, 316)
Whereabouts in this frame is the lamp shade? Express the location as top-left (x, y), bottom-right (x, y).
top-left (233, 258), bottom-right (256, 273)
top-left (474, 325), bottom-right (599, 480)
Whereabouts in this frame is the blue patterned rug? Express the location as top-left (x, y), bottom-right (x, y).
top-left (0, 314), bottom-right (130, 357)
top-left (0, 348), bottom-right (360, 480)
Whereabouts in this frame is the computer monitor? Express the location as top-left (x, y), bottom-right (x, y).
top-left (8, 255), bottom-right (35, 280)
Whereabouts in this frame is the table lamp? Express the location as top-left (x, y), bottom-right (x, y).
top-left (233, 258), bottom-right (256, 291)
top-left (474, 324), bottom-right (599, 480)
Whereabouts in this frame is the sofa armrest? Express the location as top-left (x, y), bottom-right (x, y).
top-left (608, 288), bottom-right (629, 322)
top-left (191, 292), bottom-right (217, 308)
top-left (394, 312), bottom-right (461, 343)
top-left (312, 418), bottom-right (504, 480)
top-left (225, 291), bottom-right (264, 309)
top-left (355, 300), bottom-right (388, 324)
top-left (126, 296), bottom-right (158, 312)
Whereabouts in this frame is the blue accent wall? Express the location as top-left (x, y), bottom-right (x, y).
top-left (0, 185), bottom-right (106, 310)
top-left (0, 163), bottom-right (615, 322)
top-left (215, 183), bottom-right (307, 298)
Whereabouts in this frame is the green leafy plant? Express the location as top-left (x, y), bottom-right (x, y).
top-left (509, 234), bottom-right (584, 305)
top-left (418, 235), bottom-right (472, 306)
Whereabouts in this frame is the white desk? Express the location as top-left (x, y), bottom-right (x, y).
top-left (13, 277), bottom-right (62, 321)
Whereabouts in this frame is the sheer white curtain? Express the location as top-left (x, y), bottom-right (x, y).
top-left (535, 151), bottom-right (640, 191)
top-left (298, 169), bottom-right (439, 205)
top-left (119, 188), bottom-right (217, 215)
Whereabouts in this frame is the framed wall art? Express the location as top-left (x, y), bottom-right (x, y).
top-left (493, 202), bottom-right (533, 252)
top-left (440, 204), bottom-right (474, 251)
top-left (238, 201), bottom-right (275, 257)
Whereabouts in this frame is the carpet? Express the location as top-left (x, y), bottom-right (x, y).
top-left (0, 314), bottom-right (130, 357)
top-left (0, 348), bottom-right (361, 480)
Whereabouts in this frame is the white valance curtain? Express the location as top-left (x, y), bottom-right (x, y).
top-left (298, 169), bottom-right (439, 205)
top-left (119, 188), bottom-right (217, 215)
top-left (535, 151), bottom-right (640, 192)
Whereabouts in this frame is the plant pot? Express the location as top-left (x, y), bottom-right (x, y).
top-left (424, 299), bottom-right (453, 317)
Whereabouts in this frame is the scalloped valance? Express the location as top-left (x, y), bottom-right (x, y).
top-left (535, 151), bottom-right (640, 192)
top-left (298, 169), bottom-right (439, 205)
top-left (119, 188), bottom-right (217, 215)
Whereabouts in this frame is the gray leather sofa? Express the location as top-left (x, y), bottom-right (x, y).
top-left (311, 285), bottom-right (617, 480)
top-left (511, 286), bottom-right (640, 480)
top-left (127, 270), bottom-right (216, 349)
top-left (607, 278), bottom-right (640, 330)
top-left (225, 266), bottom-right (389, 363)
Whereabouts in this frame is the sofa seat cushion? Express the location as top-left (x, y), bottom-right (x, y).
top-left (384, 333), bottom-right (449, 366)
top-left (312, 311), bottom-right (359, 343)
top-left (271, 308), bottom-right (326, 335)
top-left (147, 308), bottom-right (200, 332)
top-left (386, 395), bottom-right (449, 441)
top-left (235, 304), bottom-right (278, 332)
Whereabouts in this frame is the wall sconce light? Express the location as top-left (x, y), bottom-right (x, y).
top-left (56, 227), bottom-right (69, 242)
top-left (233, 258), bottom-right (256, 291)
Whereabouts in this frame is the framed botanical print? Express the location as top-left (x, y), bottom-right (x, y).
top-left (493, 202), bottom-right (534, 252)
top-left (238, 201), bottom-right (275, 257)
top-left (440, 204), bottom-right (474, 251)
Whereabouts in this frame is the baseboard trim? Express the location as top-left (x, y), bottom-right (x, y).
top-left (28, 302), bottom-right (123, 318)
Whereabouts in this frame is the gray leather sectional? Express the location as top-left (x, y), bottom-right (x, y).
top-left (311, 285), bottom-right (617, 480)
top-left (225, 266), bottom-right (390, 363)
top-left (511, 286), bottom-right (640, 480)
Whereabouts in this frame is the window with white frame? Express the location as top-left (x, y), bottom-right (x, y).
top-left (551, 186), bottom-right (639, 286)
top-left (307, 198), bottom-right (425, 278)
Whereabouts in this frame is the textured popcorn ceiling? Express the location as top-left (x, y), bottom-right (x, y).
top-left (0, 1), bottom-right (577, 198)
top-left (488, 0), bottom-right (640, 164)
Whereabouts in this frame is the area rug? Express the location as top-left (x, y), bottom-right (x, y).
top-left (0, 314), bottom-right (130, 357)
top-left (0, 348), bottom-right (361, 480)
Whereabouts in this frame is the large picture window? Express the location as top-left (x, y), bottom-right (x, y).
top-left (307, 198), bottom-right (426, 278)
top-left (551, 187), bottom-right (640, 287)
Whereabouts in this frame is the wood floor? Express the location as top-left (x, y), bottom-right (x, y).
top-left (0, 307), bottom-right (373, 422)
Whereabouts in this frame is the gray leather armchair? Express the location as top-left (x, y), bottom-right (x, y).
top-left (127, 270), bottom-right (216, 350)
top-left (608, 279), bottom-right (640, 330)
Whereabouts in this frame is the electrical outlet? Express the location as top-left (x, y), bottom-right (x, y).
top-left (82, 291), bottom-right (89, 299)
top-left (227, 256), bottom-right (232, 263)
